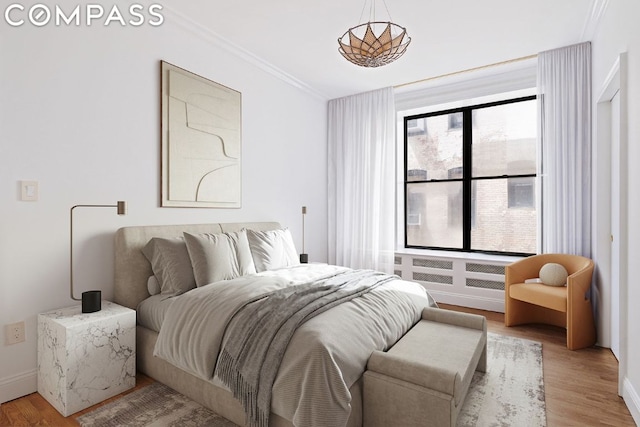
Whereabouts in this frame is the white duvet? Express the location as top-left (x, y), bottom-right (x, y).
top-left (154, 264), bottom-right (436, 427)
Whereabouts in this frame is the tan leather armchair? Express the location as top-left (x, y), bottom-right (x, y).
top-left (504, 253), bottom-right (596, 350)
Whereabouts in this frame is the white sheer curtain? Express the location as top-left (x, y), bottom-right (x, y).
top-left (327, 87), bottom-right (395, 273)
top-left (538, 42), bottom-right (592, 256)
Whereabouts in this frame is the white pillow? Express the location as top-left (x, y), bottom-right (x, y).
top-left (147, 275), bottom-right (161, 295)
top-left (539, 263), bottom-right (568, 287)
top-left (246, 228), bottom-right (299, 272)
top-left (183, 230), bottom-right (256, 286)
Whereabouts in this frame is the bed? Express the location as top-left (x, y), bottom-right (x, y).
top-left (113, 222), bottom-right (440, 427)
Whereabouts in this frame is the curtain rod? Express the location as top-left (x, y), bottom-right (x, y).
top-left (393, 53), bottom-right (538, 89)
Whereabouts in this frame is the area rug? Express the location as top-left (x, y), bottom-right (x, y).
top-left (457, 332), bottom-right (546, 427)
top-left (76, 382), bottom-right (237, 427)
top-left (77, 333), bottom-right (545, 427)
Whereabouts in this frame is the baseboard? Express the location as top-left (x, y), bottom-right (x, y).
top-left (623, 377), bottom-right (640, 425)
top-left (0, 369), bottom-right (37, 404)
top-left (427, 289), bottom-right (505, 313)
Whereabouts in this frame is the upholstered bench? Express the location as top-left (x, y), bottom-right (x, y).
top-left (363, 307), bottom-right (487, 427)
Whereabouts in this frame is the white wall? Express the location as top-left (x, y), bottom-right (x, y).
top-left (591, 0), bottom-right (640, 423)
top-left (0, 4), bottom-right (328, 402)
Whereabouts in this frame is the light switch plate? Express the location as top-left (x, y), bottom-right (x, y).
top-left (20, 180), bottom-right (38, 201)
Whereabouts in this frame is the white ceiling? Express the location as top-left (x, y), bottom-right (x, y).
top-left (163, 0), bottom-right (598, 100)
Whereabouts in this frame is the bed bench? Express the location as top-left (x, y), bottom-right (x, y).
top-left (363, 307), bottom-right (487, 427)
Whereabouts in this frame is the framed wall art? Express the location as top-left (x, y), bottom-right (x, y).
top-left (161, 61), bottom-right (241, 208)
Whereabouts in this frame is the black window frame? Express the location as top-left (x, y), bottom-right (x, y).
top-left (403, 95), bottom-right (537, 256)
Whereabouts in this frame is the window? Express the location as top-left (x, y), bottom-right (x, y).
top-left (508, 177), bottom-right (535, 208)
top-left (406, 118), bottom-right (426, 136)
top-left (448, 112), bottom-right (463, 130)
top-left (404, 96), bottom-right (537, 255)
top-left (407, 192), bottom-right (423, 226)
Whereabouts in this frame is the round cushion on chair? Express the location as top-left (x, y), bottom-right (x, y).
top-left (539, 263), bottom-right (568, 286)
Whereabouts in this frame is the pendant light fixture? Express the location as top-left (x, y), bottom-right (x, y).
top-left (338, 0), bottom-right (411, 67)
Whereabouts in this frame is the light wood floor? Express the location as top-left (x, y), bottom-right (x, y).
top-left (0, 305), bottom-right (635, 426)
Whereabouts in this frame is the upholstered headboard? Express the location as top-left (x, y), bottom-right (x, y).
top-left (114, 222), bottom-right (281, 310)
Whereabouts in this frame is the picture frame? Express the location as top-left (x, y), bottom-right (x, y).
top-left (161, 61), bottom-right (242, 208)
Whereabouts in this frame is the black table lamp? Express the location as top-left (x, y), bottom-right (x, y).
top-left (70, 201), bottom-right (127, 313)
top-left (300, 206), bottom-right (308, 263)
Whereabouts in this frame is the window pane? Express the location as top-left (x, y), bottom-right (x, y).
top-left (406, 182), bottom-right (463, 248)
top-left (407, 114), bottom-right (463, 181)
top-left (471, 179), bottom-right (537, 253)
top-left (472, 99), bottom-right (537, 177)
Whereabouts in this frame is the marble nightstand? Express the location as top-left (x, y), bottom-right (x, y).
top-left (37, 301), bottom-right (136, 416)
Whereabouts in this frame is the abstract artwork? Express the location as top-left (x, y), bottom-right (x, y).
top-left (161, 61), bottom-right (241, 208)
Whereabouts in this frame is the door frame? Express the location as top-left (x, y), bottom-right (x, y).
top-left (595, 53), bottom-right (628, 395)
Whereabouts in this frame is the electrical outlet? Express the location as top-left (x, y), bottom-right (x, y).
top-left (5, 321), bottom-right (25, 345)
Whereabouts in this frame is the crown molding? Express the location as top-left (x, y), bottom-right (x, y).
top-left (581, 0), bottom-right (609, 41)
top-left (162, 6), bottom-right (327, 101)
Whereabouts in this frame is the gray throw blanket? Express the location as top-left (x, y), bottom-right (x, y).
top-left (214, 269), bottom-right (396, 427)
